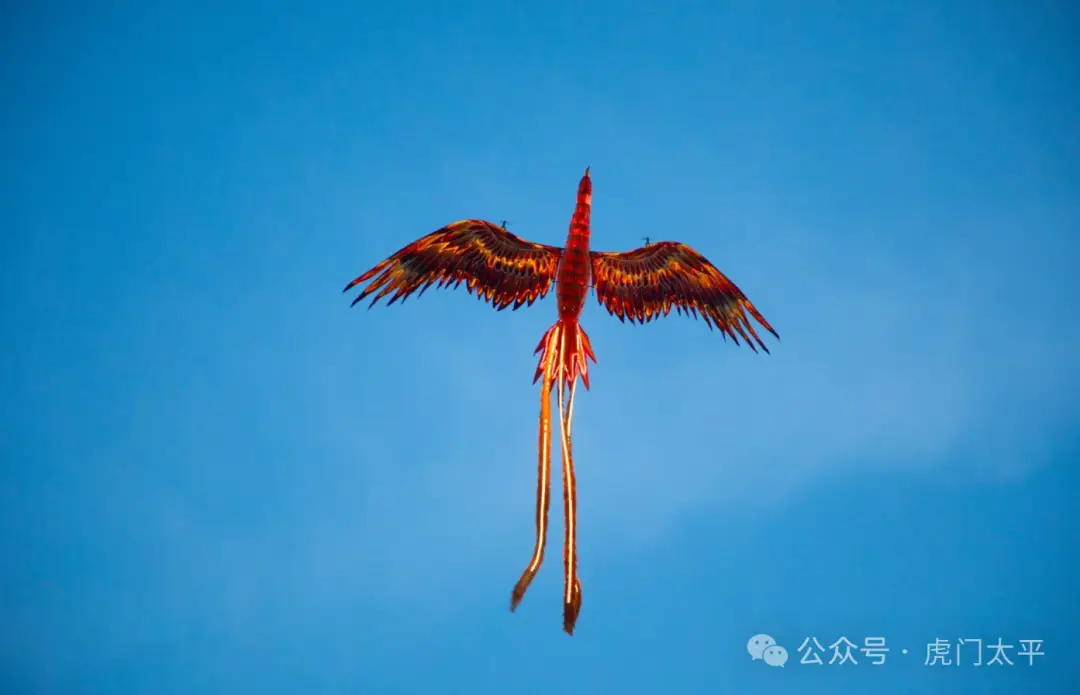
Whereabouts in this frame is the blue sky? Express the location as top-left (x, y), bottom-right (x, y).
top-left (2, 1), bottom-right (1078, 693)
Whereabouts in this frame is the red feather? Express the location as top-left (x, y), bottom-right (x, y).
top-left (343, 220), bottom-right (563, 311)
top-left (590, 241), bottom-right (779, 352)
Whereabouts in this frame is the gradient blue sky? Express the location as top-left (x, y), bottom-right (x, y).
top-left (3, 1), bottom-right (1078, 693)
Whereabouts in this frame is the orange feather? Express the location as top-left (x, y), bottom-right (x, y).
top-left (590, 241), bottom-right (779, 352)
top-left (343, 220), bottom-right (563, 311)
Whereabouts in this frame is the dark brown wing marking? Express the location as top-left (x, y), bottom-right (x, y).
top-left (590, 241), bottom-right (779, 352)
top-left (344, 220), bottom-right (564, 311)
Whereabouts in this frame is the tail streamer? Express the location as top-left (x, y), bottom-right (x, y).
top-left (512, 319), bottom-right (596, 634)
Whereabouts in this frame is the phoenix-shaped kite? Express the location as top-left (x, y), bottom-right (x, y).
top-left (344, 168), bottom-right (778, 635)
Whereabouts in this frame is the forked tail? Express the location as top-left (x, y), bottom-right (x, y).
top-left (511, 319), bottom-right (596, 635)
top-left (532, 319), bottom-right (597, 392)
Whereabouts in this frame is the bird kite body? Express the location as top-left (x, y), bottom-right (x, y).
top-left (344, 168), bottom-right (778, 635)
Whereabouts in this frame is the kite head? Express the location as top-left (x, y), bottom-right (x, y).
top-left (577, 166), bottom-right (592, 205)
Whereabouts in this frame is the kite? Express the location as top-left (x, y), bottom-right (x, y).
top-left (343, 168), bottom-right (778, 635)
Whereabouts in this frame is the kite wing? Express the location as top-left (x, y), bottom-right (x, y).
top-left (345, 220), bottom-right (563, 311)
top-left (590, 241), bottom-right (779, 352)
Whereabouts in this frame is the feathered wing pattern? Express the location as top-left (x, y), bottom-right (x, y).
top-left (590, 241), bottom-right (780, 353)
top-left (343, 220), bottom-right (564, 310)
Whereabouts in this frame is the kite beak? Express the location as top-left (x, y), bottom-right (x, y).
top-left (577, 166), bottom-right (593, 198)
